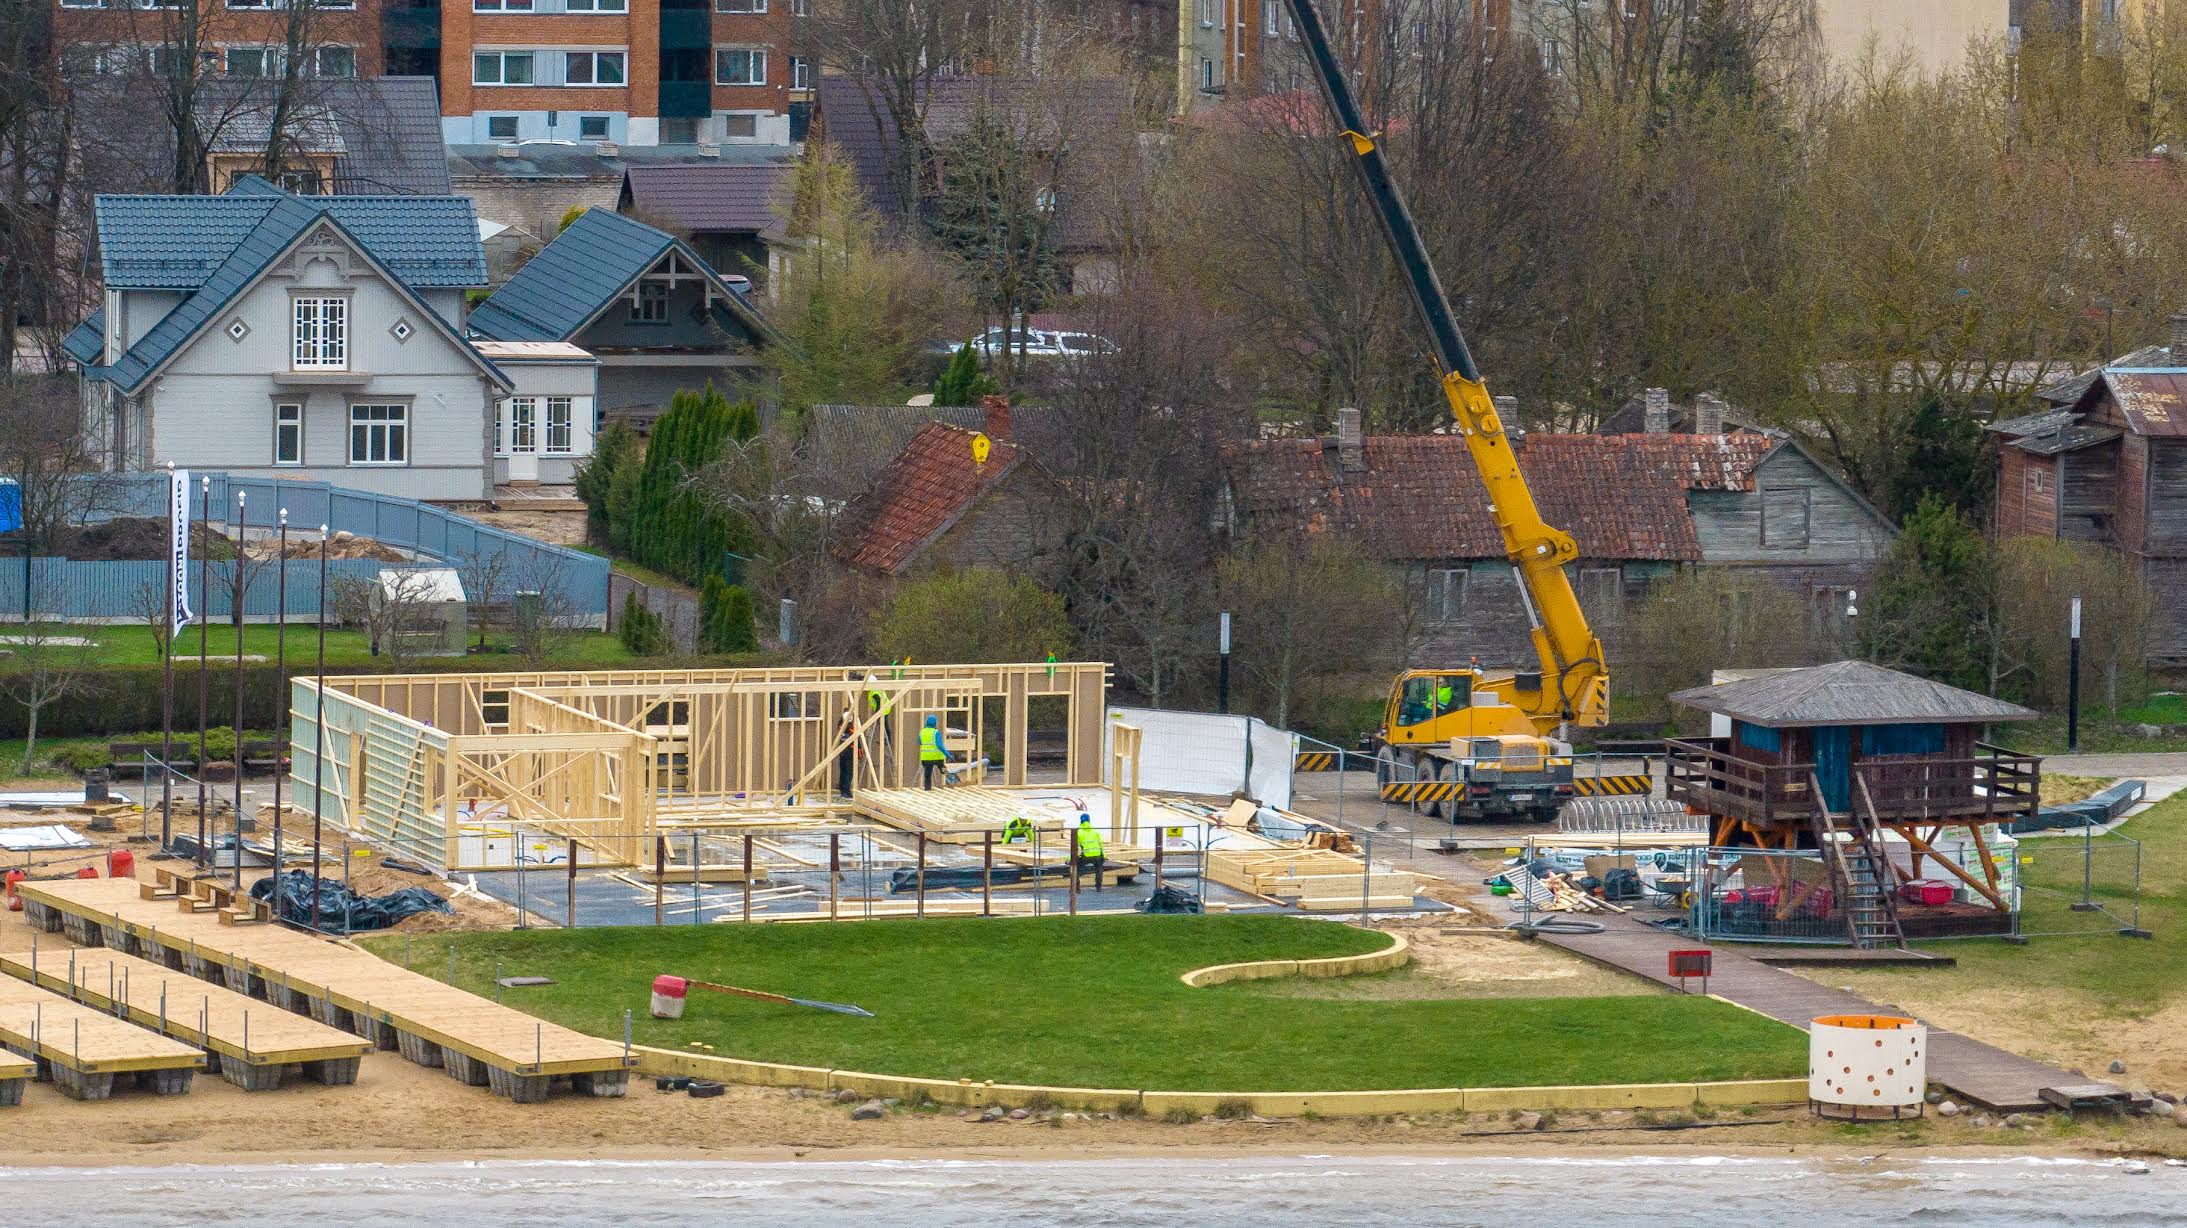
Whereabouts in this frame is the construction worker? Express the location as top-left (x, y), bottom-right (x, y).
top-left (1003, 815), bottom-right (1033, 844)
top-left (834, 708), bottom-right (861, 800)
top-left (919, 714), bottom-right (947, 790)
top-left (1073, 814), bottom-right (1106, 890)
top-left (865, 672), bottom-right (890, 753)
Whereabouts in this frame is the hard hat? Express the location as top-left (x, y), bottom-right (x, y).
top-left (925, 714), bottom-right (938, 726)
top-left (1078, 814), bottom-right (1091, 824)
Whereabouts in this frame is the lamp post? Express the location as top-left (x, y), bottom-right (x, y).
top-left (272, 509), bottom-right (288, 895)
top-left (2068, 596), bottom-right (2082, 754)
top-left (312, 524), bottom-right (328, 932)
top-left (160, 463), bottom-right (178, 852)
top-left (231, 490), bottom-right (246, 892)
top-left (1218, 611), bottom-right (1231, 715)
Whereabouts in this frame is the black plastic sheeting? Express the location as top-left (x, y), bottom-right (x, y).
top-left (249, 869), bottom-right (452, 931)
top-left (885, 864), bottom-right (1070, 893)
top-left (1137, 884), bottom-right (1203, 914)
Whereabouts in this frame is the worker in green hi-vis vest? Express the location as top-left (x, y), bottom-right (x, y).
top-left (1073, 814), bottom-right (1106, 890)
top-left (919, 714), bottom-right (947, 790)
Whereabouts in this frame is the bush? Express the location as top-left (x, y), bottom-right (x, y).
top-left (618, 592), bottom-right (665, 657)
top-left (699, 576), bottom-right (759, 654)
top-left (575, 422), bottom-right (638, 537)
top-left (931, 345), bottom-right (997, 407)
top-left (49, 743), bottom-right (111, 773)
top-left (619, 384), bottom-right (759, 586)
top-left (871, 568), bottom-right (1071, 664)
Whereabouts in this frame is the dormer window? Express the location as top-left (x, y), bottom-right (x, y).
top-left (293, 296), bottom-right (348, 369)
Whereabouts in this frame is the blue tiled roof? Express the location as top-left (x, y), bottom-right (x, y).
top-left (469, 208), bottom-right (774, 344)
top-left (73, 179), bottom-right (504, 395)
top-left (60, 312), bottom-right (104, 366)
top-left (95, 178), bottom-right (486, 290)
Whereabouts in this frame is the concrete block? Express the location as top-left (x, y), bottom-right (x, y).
top-left (395, 1029), bottom-right (443, 1068)
top-left (136, 1067), bottom-right (195, 1096)
top-left (51, 1066), bottom-right (114, 1101)
top-left (220, 1060), bottom-right (285, 1092)
top-left (0, 1077), bottom-right (21, 1107)
top-left (443, 1048), bottom-right (490, 1087)
top-left (304, 1057), bottom-right (362, 1086)
top-left (486, 1064), bottom-right (551, 1102)
top-left (574, 1070), bottom-right (629, 1098)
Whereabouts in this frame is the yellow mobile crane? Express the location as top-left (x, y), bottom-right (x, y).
top-left (1279, 0), bottom-right (1610, 821)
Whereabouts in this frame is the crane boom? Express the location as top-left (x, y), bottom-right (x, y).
top-left (1280, 0), bottom-right (1607, 728)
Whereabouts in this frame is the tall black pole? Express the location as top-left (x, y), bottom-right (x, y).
top-left (2067, 596), bottom-right (2083, 754)
top-left (195, 476), bottom-right (211, 869)
top-left (273, 509), bottom-right (288, 898)
top-left (313, 523), bottom-right (328, 932)
top-left (232, 490), bottom-right (247, 892)
top-left (160, 464), bottom-right (177, 852)
top-left (1217, 611), bottom-right (1231, 715)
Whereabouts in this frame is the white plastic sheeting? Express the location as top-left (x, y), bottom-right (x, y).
top-left (1103, 707), bottom-right (1293, 810)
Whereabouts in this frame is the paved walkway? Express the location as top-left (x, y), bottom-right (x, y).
top-left (1531, 912), bottom-right (2115, 1113)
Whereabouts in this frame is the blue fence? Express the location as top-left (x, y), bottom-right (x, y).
top-left (9, 472), bottom-right (610, 623)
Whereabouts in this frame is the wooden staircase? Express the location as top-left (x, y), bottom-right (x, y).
top-left (1810, 771), bottom-right (1906, 951)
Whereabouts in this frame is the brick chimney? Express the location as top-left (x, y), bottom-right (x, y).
top-left (1643, 388), bottom-right (1671, 434)
top-left (1694, 393), bottom-right (1725, 436)
top-left (1336, 406), bottom-right (1365, 474)
top-left (981, 394), bottom-right (1012, 444)
top-left (2171, 309), bottom-right (2187, 361)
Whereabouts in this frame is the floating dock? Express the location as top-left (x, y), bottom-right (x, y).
top-left (0, 973), bottom-right (201, 1100)
top-left (18, 878), bottom-right (633, 1102)
top-left (0, 1046), bottom-right (28, 1106)
top-left (0, 947), bottom-right (372, 1091)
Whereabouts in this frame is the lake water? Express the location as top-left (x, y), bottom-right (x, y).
top-left (6, 1153), bottom-right (2180, 1226)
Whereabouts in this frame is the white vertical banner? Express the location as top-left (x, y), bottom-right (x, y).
top-left (169, 468), bottom-right (194, 636)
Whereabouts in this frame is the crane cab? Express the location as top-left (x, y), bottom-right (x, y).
top-left (1376, 668), bottom-right (1574, 823)
top-left (1382, 668), bottom-right (1543, 746)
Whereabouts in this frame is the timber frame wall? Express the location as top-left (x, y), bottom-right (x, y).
top-left (289, 662), bottom-right (1110, 871)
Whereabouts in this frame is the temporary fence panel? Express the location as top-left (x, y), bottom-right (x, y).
top-left (1103, 707), bottom-right (1292, 809)
top-left (0, 557), bottom-right (421, 622)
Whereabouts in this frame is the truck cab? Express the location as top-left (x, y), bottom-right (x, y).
top-left (1377, 669), bottom-right (1574, 822)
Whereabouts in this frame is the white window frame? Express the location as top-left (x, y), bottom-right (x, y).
top-left (473, 50), bottom-right (535, 85)
top-left (60, 0), bottom-right (106, 9)
top-left (291, 296), bottom-right (347, 370)
top-left (789, 55), bottom-right (810, 90)
top-left (631, 281), bottom-right (668, 324)
top-left (225, 46), bottom-right (280, 77)
top-left (546, 397), bottom-right (574, 454)
top-left (473, 0), bottom-right (533, 10)
top-left (578, 114), bottom-right (611, 139)
top-left (227, 0), bottom-right (274, 9)
top-left (715, 0), bottom-right (765, 11)
top-left (789, 0), bottom-right (808, 13)
top-left (567, 0), bottom-right (628, 10)
top-left (274, 403), bottom-right (303, 466)
top-left (713, 45), bottom-right (765, 85)
top-left (486, 114), bottom-right (520, 140)
top-left (507, 397), bottom-right (537, 454)
top-left (719, 111), bottom-right (760, 140)
top-left (564, 49), bottom-right (626, 86)
top-left (312, 45), bottom-right (357, 77)
top-left (348, 404), bottom-right (409, 466)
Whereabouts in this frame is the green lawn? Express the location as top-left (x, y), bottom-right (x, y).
top-left (0, 624), bottom-right (633, 669)
top-left (362, 915), bottom-right (1808, 1092)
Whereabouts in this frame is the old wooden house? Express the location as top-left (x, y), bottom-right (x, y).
top-left (1994, 315), bottom-right (2187, 663)
top-left (1666, 660), bottom-right (2038, 946)
top-left (1220, 412), bottom-right (1896, 669)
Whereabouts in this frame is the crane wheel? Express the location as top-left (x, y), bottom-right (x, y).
top-left (1422, 755), bottom-right (1449, 820)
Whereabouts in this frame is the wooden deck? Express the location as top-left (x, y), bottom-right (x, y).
top-left (0, 947), bottom-right (371, 1091)
top-left (1535, 913), bottom-right (2115, 1113)
top-left (0, 973), bottom-right (202, 1100)
top-left (17, 878), bottom-right (633, 1102)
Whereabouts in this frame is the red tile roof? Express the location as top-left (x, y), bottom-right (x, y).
top-left (832, 422), bottom-right (1025, 573)
top-left (1225, 432), bottom-right (1778, 562)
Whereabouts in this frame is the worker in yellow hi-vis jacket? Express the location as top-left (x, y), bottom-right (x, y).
top-left (1073, 814), bottom-right (1106, 889)
top-left (919, 714), bottom-right (947, 790)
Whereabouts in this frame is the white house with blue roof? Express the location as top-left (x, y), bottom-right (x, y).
top-left (467, 208), bottom-right (774, 428)
top-left (63, 177), bottom-right (599, 502)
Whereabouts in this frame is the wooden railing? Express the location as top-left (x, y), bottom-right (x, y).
top-left (1663, 738), bottom-right (1814, 827)
top-left (1853, 745), bottom-right (2040, 823)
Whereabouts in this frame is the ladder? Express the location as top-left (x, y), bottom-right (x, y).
top-left (1810, 771), bottom-right (1906, 950)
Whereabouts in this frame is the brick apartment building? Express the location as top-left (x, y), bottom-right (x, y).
top-left (52, 0), bottom-right (810, 150)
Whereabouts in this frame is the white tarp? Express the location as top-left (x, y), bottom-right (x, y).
top-left (1104, 707), bottom-right (1292, 810)
top-left (0, 824), bottom-right (94, 852)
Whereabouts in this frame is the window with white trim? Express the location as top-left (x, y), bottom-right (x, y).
top-left (632, 281), bottom-right (668, 323)
top-left (291, 297), bottom-right (347, 369)
top-left (473, 0), bottom-right (532, 10)
top-left (579, 114), bottom-right (610, 139)
top-left (713, 46), bottom-right (765, 85)
top-left (567, 0), bottom-right (628, 10)
top-left (565, 50), bottom-right (625, 85)
top-left (349, 404), bottom-right (407, 465)
top-left (486, 115), bottom-right (519, 140)
top-left (790, 0), bottom-right (808, 13)
top-left (226, 46), bottom-right (279, 76)
top-left (546, 397), bottom-right (574, 454)
top-left (715, 0), bottom-right (765, 10)
top-left (473, 50), bottom-right (535, 84)
top-left (313, 45), bottom-right (356, 77)
top-left (274, 403), bottom-right (302, 465)
top-left (60, 0), bottom-right (106, 9)
top-left (508, 397), bottom-right (537, 453)
top-left (789, 55), bottom-right (810, 90)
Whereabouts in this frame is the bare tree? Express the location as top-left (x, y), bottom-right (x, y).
top-left (1218, 535), bottom-right (1406, 730)
top-left (807, 0), bottom-right (1003, 222)
top-left (0, 616), bottom-right (97, 773)
top-left (331, 569), bottom-right (441, 670)
top-left (506, 553), bottom-right (584, 668)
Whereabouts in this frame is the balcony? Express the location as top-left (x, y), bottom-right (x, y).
top-left (658, 79), bottom-right (711, 119)
top-left (1664, 737), bottom-right (2040, 829)
top-left (660, 5), bottom-right (710, 49)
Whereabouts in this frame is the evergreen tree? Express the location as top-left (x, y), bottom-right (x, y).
top-left (1858, 497), bottom-right (1997, 692)
top-left (622, 384), bottom-right (759, 586)
top-left (618, 591), bottom-right (665, 657)
top-left (574, 421), bottom-right (637, 537)
top-left (700, 575), bottom-right (760, 654)
top-left (1887, 395), bottom-right (1991, 520)
top-left (931, 345), bottom-right (997, 407)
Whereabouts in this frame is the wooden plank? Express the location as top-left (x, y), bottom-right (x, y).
top-left (0, 948), bottom-right (371, 1067)
top-left (0, 974), bottom-right (202, 1075)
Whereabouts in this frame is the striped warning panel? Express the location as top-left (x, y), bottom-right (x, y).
top-left (1380, 781), bottom-right (1462, 803)
top-left (1293, 751), bottom-right (1339, 772)
top-left (1571, 775), bottom-right (1651, 796)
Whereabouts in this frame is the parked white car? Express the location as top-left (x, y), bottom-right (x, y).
top-left (931, 326), bottom-right (1117, 361)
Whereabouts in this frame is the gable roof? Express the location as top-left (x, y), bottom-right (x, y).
top-left (468, 207), bottom-right (774, 344)
top-left (2095, 370), bottom-right (2187, 437)
top-left (1224, 432), bottom-right (1779, 563)
top-left (93, 184), bottom-right (485, 291)
top-left (618, 163), bottom-right (793, 239)
top-left (830, 423), bottom-right (1027, 574)
top-left (73, 182), bottom-right (505, 395)
top-left (1669, 659), bottom-right (2035, 727)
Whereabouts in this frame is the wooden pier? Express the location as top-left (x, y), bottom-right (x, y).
top-left (0, 973), bottom-right (201, 1100)
top-left (0, 947), bottom-right (372, 1092)
top-left (17, 878), bottom-right (633, 1102)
